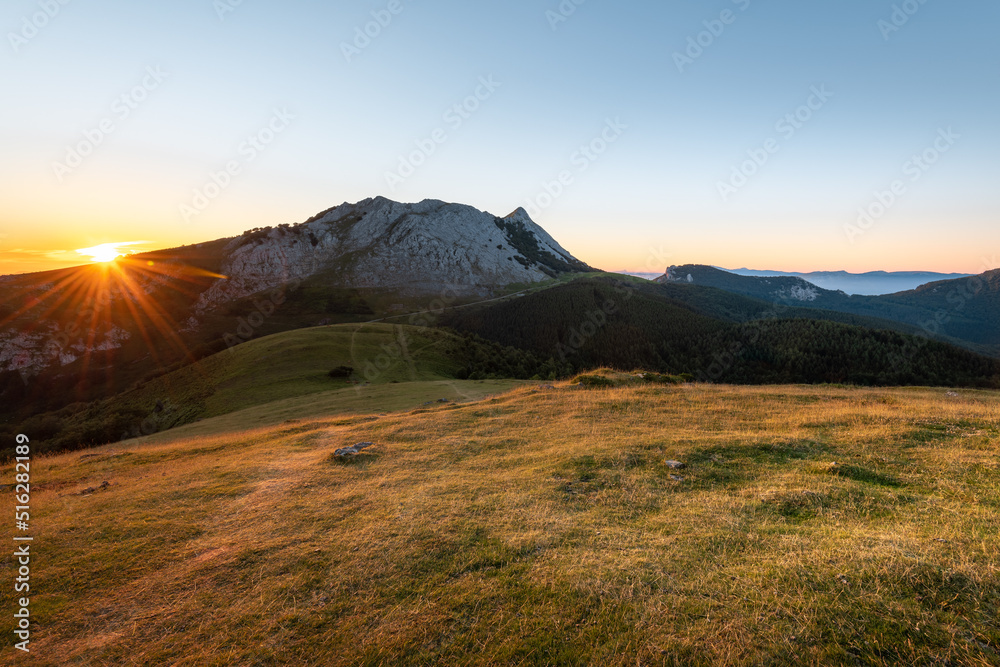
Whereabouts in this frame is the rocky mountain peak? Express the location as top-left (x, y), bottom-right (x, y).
top-left (193, 198), bottom-right (591, 312)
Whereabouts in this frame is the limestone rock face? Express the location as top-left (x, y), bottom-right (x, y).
top-left (656, 265), bottom-right (822, 302)
top-left (193, 197), bottom-right (589, 311)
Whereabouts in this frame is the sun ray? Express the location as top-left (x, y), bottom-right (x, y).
top-left (108, 262), bottom-right (199, 365)
top-left (0, 266), bottom-right (101, 331)
top-left (75, 242), bottom-right (144, 264)
top-left (1, 248), bottom-right (235, 404)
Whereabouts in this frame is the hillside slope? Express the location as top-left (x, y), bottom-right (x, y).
top-left (194, 197), bottom-right (591, 310)
top-left (0, 199), bottom-right (590, 436)
top-left (657, 265), bottom-right (1000, 357)
top-left (14, 383), bottom-right (1000, 665)
top-left (2, 324), bottom-right (551, 456)
top-left (442, 276), bottom-right (1000, 387)
top-left (0, 198), bottom-right (589, 386)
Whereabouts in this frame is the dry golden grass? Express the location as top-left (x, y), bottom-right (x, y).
top-left (3, 382), bottom-right (999, 665)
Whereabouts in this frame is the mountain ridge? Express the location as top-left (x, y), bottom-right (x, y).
top-left (189, 196), bottom-right (590, 312)
top-left (0, 198), bottom-right (591, 383)
top-left (724, 268), bottom-right (974, 296)
top-left (655, 264), bottom-right (1000, 357)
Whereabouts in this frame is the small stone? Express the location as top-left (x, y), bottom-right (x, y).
top-left (665, 460), bottom-right (686, 470)
top-left (334, 442), bottom-right (375, 458)
top-left (669, 475), bottom-right (685, 482)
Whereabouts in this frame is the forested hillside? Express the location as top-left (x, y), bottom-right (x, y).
top-left (658, 265), bottom-right (1000, 357)
top-left (443, 277), bottom-right (1000, 388)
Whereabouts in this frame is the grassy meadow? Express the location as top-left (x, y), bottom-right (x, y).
top-left (3, 378), bottom-right (999, 665)
top-left (17, 323), bottom-right (547, 457)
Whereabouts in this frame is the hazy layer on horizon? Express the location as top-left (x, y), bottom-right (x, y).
top-left (618, 267), bottom-right (976, 296)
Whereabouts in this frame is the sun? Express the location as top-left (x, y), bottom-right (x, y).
top-left (76, 242), bottom-right (138, 263)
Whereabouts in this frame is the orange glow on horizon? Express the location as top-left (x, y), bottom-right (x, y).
top-left (75, 242), bottom-right (145, 264)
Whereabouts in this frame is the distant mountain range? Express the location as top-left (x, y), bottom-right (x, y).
top-left (620, 269), bottom-right (974, 295)
top-left (442, 274), bottom-right (1000, 387)
top-left (656, 264), bottom-right (1000, 358)
top-left (724, 268), bottom-right (974, 296)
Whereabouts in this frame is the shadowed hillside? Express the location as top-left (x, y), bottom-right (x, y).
top-left (0, 324), bottom-right (556, 457)
top-left (657, 265), bottom-right (1000, 357)
top-left (442, 276), bottom-right (1000, 388)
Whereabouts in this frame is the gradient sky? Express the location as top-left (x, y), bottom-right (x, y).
top-left (2, 0), bottom-right (998, 276)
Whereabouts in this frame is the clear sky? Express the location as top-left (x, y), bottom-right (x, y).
top-left (1, 0), bottom-right (998, 275)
